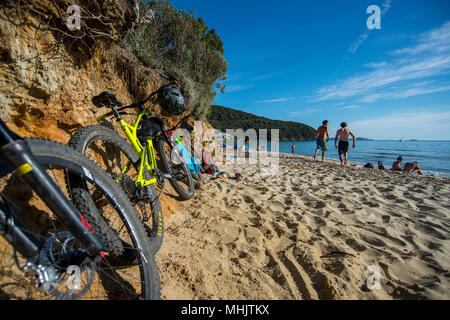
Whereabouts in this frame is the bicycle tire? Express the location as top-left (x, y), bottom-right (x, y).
top-left (0, 138), bottom-right (160, 300)
top-left (191, 172), bottom-right (204, 184)
top-left (68, 125), bottom-right (164, 254)
top-left (157, 137), bottom-right (195, 200)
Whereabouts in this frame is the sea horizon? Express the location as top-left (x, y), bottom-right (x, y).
top-left (261, 140), bottom-right (450, 178)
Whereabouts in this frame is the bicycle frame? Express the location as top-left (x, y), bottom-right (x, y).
top-left (168, 131), bottom-right (201, 175)
top-left (166, 116), bottom-right (204, 175)
top-left (0, 120), bottom-right (104, 262)
top-left (115, 110), bottom-right (158, 188)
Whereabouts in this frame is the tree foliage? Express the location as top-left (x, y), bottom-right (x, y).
top-left (122, 0), bottom-right (227, 119)
top-left (208, 105), bottom-right (317, 141)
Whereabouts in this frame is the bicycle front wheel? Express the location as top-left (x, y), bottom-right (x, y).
top-left (0, 138), bottom-right (160, 300)
top-left (67, 125), bottom-right (164, 254)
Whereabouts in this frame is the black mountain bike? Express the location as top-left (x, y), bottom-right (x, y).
top-left (0, 119), bottom-right (160, 300)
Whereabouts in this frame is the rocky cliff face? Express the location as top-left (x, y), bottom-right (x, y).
top-left (0, 0), bottom-right (207, 217)
top-left (0, 0), bottom-right (167, 142)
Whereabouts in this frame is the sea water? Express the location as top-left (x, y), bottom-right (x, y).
top-left (274, 140), bottom-right (450, 178)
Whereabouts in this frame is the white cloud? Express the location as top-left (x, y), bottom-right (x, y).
top-left (348, 0), bottom-right (392, 54)
top-left (317, 21), bottom-right (450, 102)
top-left (392, 21), bottom-right (450, 56)
top-left (256, 97), bottom-right (293, 104)
top-left (340, 105), bottom-right (362, 110)
top-left (251, 72), bottom-right (285, 81)
top-left (358, 84), bottom-right (450, 103)
top-left (364, 61), bottom-right (388, 69)
top-left (226, 84), bottom-right (253, 93)
top-left (349, 33), bottom-right (369, 54)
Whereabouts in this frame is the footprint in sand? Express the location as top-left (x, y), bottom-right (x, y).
top-left (401, 234), bottom-right (419, 248)
top-left (284, 196), bottom-right (294, 207)
top-left (314, 201), bottom-right (327, 209)
top-left (285, 220), bottom-right (299, 233)
top-left (345, 238), bottom-right (367, 252)
top-left (248, 217), bottom-right (263, 227)
top-left (243, 195), bottom-right (255, 204)
top-left (361, 234), bottom-right (386, 247)
top-left (338, 202), bottom-right (348, 209)
top-left (313, 216), bottom-right (327, 228)
top-left (271, 221), bottom-right (287, 238)
top-left (364, 201), bottom-right (380, 208)
top-left (416, 205), bottom-right (436, 212)
top-left (257, 186), bottom-right (269, 194)
top-left (269, 199), bottom-right (286, 212)
top-left (403, 192), bottom-right (423, 202)
top-left (384, 193), bottom-right (398, 201)
top-left (323, 260), bottom-right (346, 276)
top-left (292, 211), bottom-right (304, 222)
top-left (427, 241), bottom-right (442, 251)
top-left (214, 181), bottom-right (223, 191)
top-left (414, 223), bottom-right (447, 240)
top-left (382, 215), bottom-right (391, 223)
top-left (261, 226), bottom-right (275, 240)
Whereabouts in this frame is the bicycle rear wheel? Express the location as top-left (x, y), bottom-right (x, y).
top-left (67, 125), bottom-right (164, 254)
top-left (0, 138), bottom-right (160, 300)
top-left (157, 137), bottom-right (195, 200)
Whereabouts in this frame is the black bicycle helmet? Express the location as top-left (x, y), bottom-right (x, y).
top-left (159, 84), bottom-right (185, 116)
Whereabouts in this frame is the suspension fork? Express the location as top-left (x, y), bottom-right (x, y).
top-left (0, 137), bottom-right (105, 257)
top-left (0, 201), bottom-right (41, 263)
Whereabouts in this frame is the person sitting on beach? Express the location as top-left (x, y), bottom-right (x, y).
top-left (238, 137), bottom-right (250, 158)
top-left (313, 120), bottom-right (329, 162)
top-left (391, 156), bottom-right (403, 171)
top-left (403, 161), bottom-right (424, 175)
top-left (334, 122), bottom-right (356, 165)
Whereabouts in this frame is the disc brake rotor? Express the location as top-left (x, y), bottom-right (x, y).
top-left (38, 232), bottom-right (96, 300)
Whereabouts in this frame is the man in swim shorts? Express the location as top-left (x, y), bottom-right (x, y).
top-left (313, 120), bottom-right (329, 162)
top-left (334, 122), bottom-right (356, 165)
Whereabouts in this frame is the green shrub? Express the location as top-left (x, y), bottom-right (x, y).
top-left (122, 0), bottom-right (227, 119)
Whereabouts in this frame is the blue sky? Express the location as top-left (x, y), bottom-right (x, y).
top-left (171, 0), bottom-right (450, 140)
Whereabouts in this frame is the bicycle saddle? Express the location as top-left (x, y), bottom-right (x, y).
top-left (92, 92), bottom-right (123, 108)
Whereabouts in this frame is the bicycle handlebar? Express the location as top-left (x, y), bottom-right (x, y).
top-left (94, 88), bottom-right (192, 124)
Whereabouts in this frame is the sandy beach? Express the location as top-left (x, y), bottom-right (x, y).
top-left (156, 153), bottom-right (450, 300)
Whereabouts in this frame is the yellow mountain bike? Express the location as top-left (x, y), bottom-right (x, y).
top-left (68, 88), bottom-right (194, 254)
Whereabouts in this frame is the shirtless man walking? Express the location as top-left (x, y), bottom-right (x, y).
top-left (334, 122), bottom-right (356, 165)
top-left (313, 120), bottom-right (329, 162)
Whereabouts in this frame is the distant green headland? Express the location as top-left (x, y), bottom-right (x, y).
top-left (207, 105), bottom-right (316, 141)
